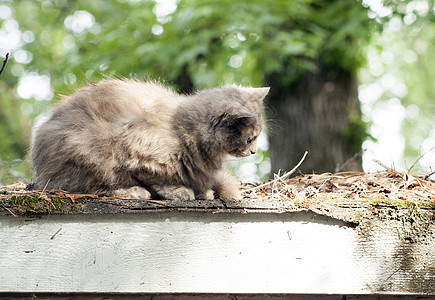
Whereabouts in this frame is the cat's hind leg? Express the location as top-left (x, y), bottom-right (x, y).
top-left (112, 186), bottom-right (151, 199)
top-left (152, 185), bottom-right (195, 200)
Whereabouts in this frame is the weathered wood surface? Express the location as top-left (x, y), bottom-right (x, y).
top-left (0, 193), bottom-right (434, 295)
top-left (0, 293), bottom-right (434, 300)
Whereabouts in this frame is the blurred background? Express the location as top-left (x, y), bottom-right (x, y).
top-left (0, 0), bottom-right (434, 185)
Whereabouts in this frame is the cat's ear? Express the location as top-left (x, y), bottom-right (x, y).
top-left (225, 110), bottom-right (257, 127)
top-left (248, 87), bottom-right (270, 102)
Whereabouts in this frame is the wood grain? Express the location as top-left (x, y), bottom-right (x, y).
top-left (0, 210), bottom-right (434, 294)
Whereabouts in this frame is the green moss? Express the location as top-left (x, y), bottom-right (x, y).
top-left (366, 198), bottom-right (417, 208)
top-left (294, 196), bottom-right (434, 209)
top-left (69, 196), bottom-right (88, 212)
top-left (10, 195), bottom-right (65, 215)
top-left (5, 193), bottom-right (91, 216)
top-left (74, 196), bottom-right (89, 203)
top-left (292, 199), bottom-right (312, 208)
top-left (321, 195), bottom-right (435, 208)
top-left (419, 201), bottom-right (435, 208)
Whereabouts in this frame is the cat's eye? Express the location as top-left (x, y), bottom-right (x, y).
top-left (247, 137), bottom-right (253, 144)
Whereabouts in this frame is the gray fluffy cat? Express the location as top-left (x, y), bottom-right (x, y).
top-left (30, 79), bottom-right (269, 200)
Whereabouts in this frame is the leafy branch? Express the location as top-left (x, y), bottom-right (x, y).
top-left (0, 53), bottom-right (9, 77)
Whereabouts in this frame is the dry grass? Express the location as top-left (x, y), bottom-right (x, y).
top-left (242, 169), bottom-right (435, 207)
top-left (239, 152), bottom-right (435, 207)
top-left (1, 157), bottom-right (435, 209)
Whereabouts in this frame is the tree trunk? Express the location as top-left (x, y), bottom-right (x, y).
top-left (266, 65), bottom-right (363, 175)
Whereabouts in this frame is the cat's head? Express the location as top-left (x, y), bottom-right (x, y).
top-left (208, 85), bottom-right (269, 158)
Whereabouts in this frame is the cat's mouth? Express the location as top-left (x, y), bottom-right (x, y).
top-left (231, 151), bottom-right (251, 158)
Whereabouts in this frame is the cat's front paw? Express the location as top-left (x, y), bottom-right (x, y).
top-left (214, 170), bottom-right (242, 200)
top-left (112, 186), bottom-right (151, 199)
top-left (171, 186), bottom-right (195, 200)
top-left (219, 188), bottom-right (242, 200)
top-left (197, 189), bottom-right (215, 200)
top-left (153, 185), bottom-right (195, 200)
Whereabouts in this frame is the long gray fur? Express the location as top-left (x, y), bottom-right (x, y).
top-left (30, 78), bottom-right (269, 200)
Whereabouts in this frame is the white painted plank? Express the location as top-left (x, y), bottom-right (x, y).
top-left (0, 212), bottom-right (434, 294)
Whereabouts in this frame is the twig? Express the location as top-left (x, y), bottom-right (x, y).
top-left (335, 149), bottom-right (364, 173)
top-left (408, 146), bottom-right (435, 173)
top-left (385, 266), bottom-right (401, 282)
top-left (245, 151), bottom-right (308, 192)
top-left (101, 196), bottom-right (172, 207)
top-left (424, 171), bottom-right (435, 181)
top-left (280, 151), bottom-right (308, 181)
top-left (50, 227), bottom-right (62, 240)
top-left (42, 179), bottom-right (51, 194)
top-left (1, 204), bottom-right (17, 217)
top-left (276, 174), bottom-right (289, 187)
top-left (373, 159), bottom-right (403, 176)
top-left (0, 53), bottom-right (9, 76)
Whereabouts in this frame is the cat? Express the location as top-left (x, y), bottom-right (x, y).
top-left (30, 78), bottom-right (269, 200)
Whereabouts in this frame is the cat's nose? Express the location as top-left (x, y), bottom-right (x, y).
top-left (250, 149), bottom-right (256, 155)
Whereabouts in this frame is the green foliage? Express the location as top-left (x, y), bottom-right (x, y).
top-left (4, 0), bottom-right (375, 89)
top-left (0, 159), bottom-right (31, 185)
top-left (151, 0), bottom-right (374, 88)
top-left (0, 0), bottom-right (375, 182)
top-left (359, 1), bottom-right (435, 172)
top-left (0, 86), bottom-right (28, 159)
top-left (396, 23), bottom-right (435, 163)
